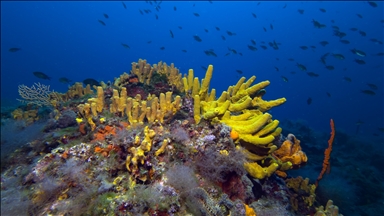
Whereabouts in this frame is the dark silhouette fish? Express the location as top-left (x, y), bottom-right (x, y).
top-left (103, 13), bottom-right (109, 18)
top-left (160, 46), bottom-right (165, 50)
top-left (9, 48), bottom-right (21, 52)
top-left (281, 76), bottom-right (288, 82)
top-left (319, 8), bottom-right (326, 13)
top-left (121, 43), bottom-right (130, 49)
top-left (215, 27), bottom-right (220, 31)
top-left (98, 20), bottom-right (106, 26)
top-left (59, 77), bottom-right (72, 84)
top-left (299, 46), bottom-right (308, 50)
top-left (252, 13), bottom-right (257, 18)
top-left (354, 59), bottom-right (366, 65)
top-left (193, 13), bottom-right (200, 17)
top-left (170, 30), bottom-right (174, 38)
top-left (319, 41), bottom-right (329, 46)
top-left (361, 90), bottom-right (375, 95)
top-left (83, 78), bottom-right (99, 87)
top-left (307, 72), bottom-right (319, 77)
top-left (193, 35), bottom-right (202, 42)
top-left (122, 2), bottom-right (127, 9)
top-left (298, 9), bottom-right (304, 14)
top-left (368, 1), bottom-right (377, 7)
top-left (307, 97), bottom-right (312, 105)
top-left (33, 71), bottom-right (51, 80)
top-left (236, 70), bottom-right (243, 74)
top-left (326, 92), bottom-right (331, 97)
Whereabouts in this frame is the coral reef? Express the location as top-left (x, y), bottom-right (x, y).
top-left (1, 59), bottom-right (343, 216)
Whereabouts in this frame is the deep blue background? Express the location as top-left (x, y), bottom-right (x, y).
top-left (1, 1), bottom-right (383, 140)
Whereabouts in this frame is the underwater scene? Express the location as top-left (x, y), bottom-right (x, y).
top-left (1, 1), bottom-right (383, 216)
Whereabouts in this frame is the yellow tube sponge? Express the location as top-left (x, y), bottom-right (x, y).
top-left (228, 96), bottom-right (252, 112)
top-left (244, 162), bottom-right (278, 179)
top-left (194, 95), bottom-right (201, 124)
top-left (223, 113), bottom-right (272, 134)
top-left (239, 134), bottom-right (275, 146)
top-left (155, 139), bottom-right (169, 156)
top-left (252, 97), bottom-right (287, 112)
top-left (199, 65), bottom-right (213, 100)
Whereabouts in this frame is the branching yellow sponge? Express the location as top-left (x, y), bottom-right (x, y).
top-left (244, 162), bottom-right (278, 179)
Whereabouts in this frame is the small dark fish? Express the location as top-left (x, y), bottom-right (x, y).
top-left (296, 63), bottom-right (307, 71)
top-left (359, 30), bottom-right (366, 36)
top-left (373, 52), bottom-right (384, 56)
top-left (201, 66), bottom-right (207, 71)
top-left (281, 76), bottom-right (288, 82)
top-left (122, 2), bottom-right (127, 9)
top-left (326, 92), bottom-right (331, 97)
top-left (307, 97), bottom-right (312, 105)
top-left (103, 13), bottom-right (109, 18)
top-left (174, 6), bottom-right (177, 11)
top-left (368, 1), bottom-right (377, 7)
top-left (139, 10), bottom-right (144, 15)
top-left (33, 71), bottom-right (51, 80)
top-left (349, 27), bottom-right (358, 31)
top-left (332, 53), bottom-right (345, 60)
top-left (319, 8), bottom-right (326, 13)
top-left (224, 53), bottom-right (230, 56)
top-left (288, 58), bottom-right (295, 61)
top-left (274, 67), bottom-right (279, 71)
top-left (252, 13), bottom-right (257, 18)
top-left (367, 83), bottom-right (378, 90)
top-left (270, 24), bottom-right (274, 30)
top-left (193, 12), bottom-right (200, 17)
top-left (370, 38), bottom-right (383, 45)
top-left (9, 48), bottom-right (21, 52)
top-left (260, 45), bottom-right (267, 50)
top-left (170, 30), bottom-right (174, 38)
top-left (312, 19), bottom-right (326, 28)
top-left (98, 20), bottom-right (106, 26)
top-left (147, 41), bottom-right (152, 44)
top-left (204, 50), bottom-right (217, 57)
top-left (178, 26), bottom-right (182, 30)
top-left (290, 71), bottom-right (296, 74)
top-left (239, 53), bottom-right (243, 56)
top-left (121, 43), bottom-right (130, 49)
top-left (283, 4), bottom-right (287, 9)
top-left (356, 13), bottom-right (363, 18)
top-left (160, 46), bottom-right (165, 50)
top-left (276, 58), bottom-right (279, 61)
top-left (333, 30), bottom-right (346, 38)
top-left (226, 31), bottom-right (236, 36)
top-left (204, 29), bottom-right (209, 33)
top-left (361, 90), bottom-right (375, 95)
top-left (181, 50), bottom-right (187, 53)
top-left (299, 46), bottom-right (308, 50)
top-left (319, 41), bottom-right (329, 46)
top-left (351, 48), bottom-right (366, 57)
top-left (298, 9), bottom-right (304, 14)
top-left (236, 70), bottom-right (243, 74)
top-left (221, 35), bottom-right (226, 40)
top-left (263, 27), bottom-right (267, 32)
top-left (307, 72), bottom-right (319, 77)
top-left (251, 40), bottom-right (256, 45)
top-left (193, 35), bottom-right (202, 42)
top-left (248, 45), bottom-right (257, 51)
top-left (343, 76), bottom-right (352, 82)
top-left (215, 27), bottom-right (220, 31)
top-left (155, 14), bottom-right (158, 20)
top-left (325, 65), bottom-right (335, 70)
top-left (83, 78), bottom-right (99, 86)
top-left (339, 40), bottom-right (350, 44)
top-left (59, 77), bottom-right (72, 84)
top-left (310, 46), bottom-right (316, 49)
top-left (354, 59), bottom-right (366, 65)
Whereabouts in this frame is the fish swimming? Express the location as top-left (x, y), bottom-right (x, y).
top-left (98, 20), bottom-right (106, 26)
top-left (193, 35), bottom-right (202, 42)
top-left (332, 54), bottom-right (345, 60)
top-left (59, 77), bottom-right (72, 84)
top-left (83, 78), bottom-right (99, 87)
top-left (33, 71), bottom-right (51, 80)
top-left (307, 97), bottom-right (312, 105)
top-left (361, 90), bottom-right (375, 95)
top-left (354, 59), bottom-right (366, 65)
top-left (121, 43), bottom-right (130, 49)
top-left (351, 49), bottom-right (366, 57)
top-left (296, 63), bottom-right (307, 71)
top-left (9, 48), bottom-right (21, 52)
